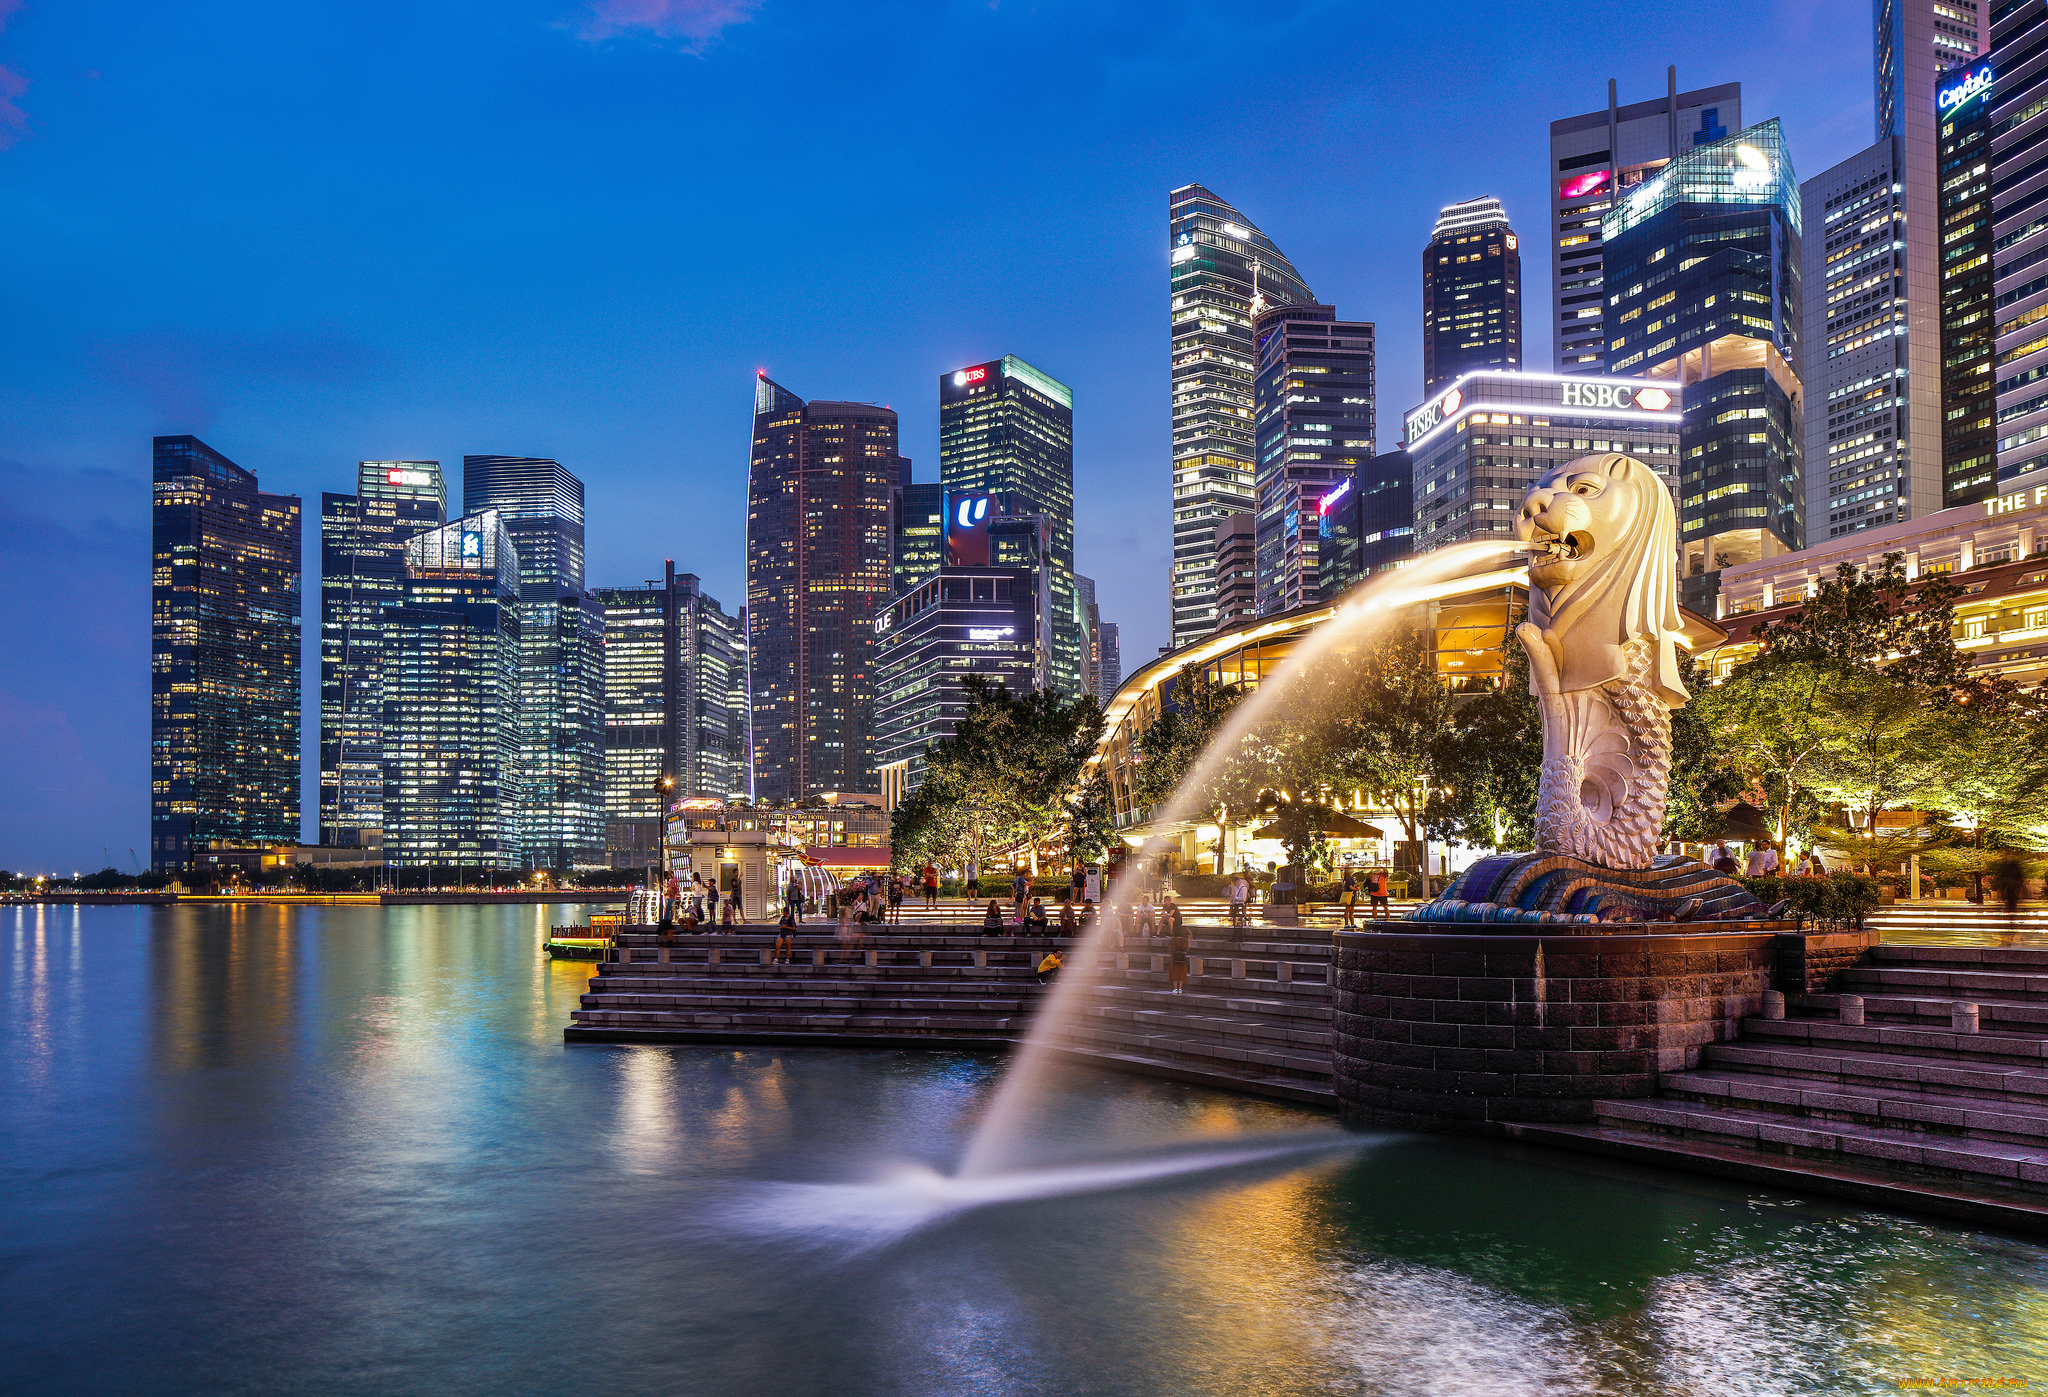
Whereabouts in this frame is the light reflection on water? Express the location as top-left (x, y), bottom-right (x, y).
top-left (1, 903), bottom-right (2045, 1396)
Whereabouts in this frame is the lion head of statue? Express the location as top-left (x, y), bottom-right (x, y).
top-left (1512, 452), bottom-right (1688, 709)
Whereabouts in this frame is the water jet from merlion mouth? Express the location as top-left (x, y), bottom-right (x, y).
top-left (956, 537), bottom-right (1522, 1179)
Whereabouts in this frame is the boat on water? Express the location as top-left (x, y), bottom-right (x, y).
top-left (546, 912), bottom-right (624, 960)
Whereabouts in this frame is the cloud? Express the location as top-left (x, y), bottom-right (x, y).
top-left (0, 0), bottom-right (26, 148)
top-left (579, 0), bottom-right (761, 49)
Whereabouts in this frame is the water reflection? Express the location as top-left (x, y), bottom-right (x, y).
top-left (0, 904), bottom-right (2043, 1397)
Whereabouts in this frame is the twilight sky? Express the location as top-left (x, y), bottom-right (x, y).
top-left (1, 0), bottom-right (1876, 871)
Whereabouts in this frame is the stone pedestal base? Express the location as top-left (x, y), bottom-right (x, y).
top-left (1333, 925), bottom-right (1778, 1131)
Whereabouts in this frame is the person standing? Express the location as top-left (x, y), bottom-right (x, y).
top-left (1991, 856), bottom-right (2028, 930)
top-left (887, 874), bottom-right (904, 923)
top-left (1228, 871), bottom-right (1250, 932)
top-left (1012, 870), bottom-right (1029, 917)
top-left (1167, 914), bottom-right (1190, 994)
top-left (784, 872), bottom-right (806, 924)
top-left (1339, 868), bottom-right (1359, 930)
top-left (1745, 844), bottom-right (1779, 877)
top-left (966, 859), bottom-right (981, 901)
top-left (922, 862), bottom-right (940, 910)
top-left (1368, 867), bottom-right (1391, 921)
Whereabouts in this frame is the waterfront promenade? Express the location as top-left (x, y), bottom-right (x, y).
top-left (568, 899), bottom-right (2048, 1234)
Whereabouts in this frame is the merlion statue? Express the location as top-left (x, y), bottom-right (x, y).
top-left (1409, 452), bottom-right (1770, 926)
top-left (1513, 453), bottom-right (1687, 871)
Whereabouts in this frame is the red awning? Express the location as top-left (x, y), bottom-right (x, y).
top-left (804, 846), bottom-right (892, 869)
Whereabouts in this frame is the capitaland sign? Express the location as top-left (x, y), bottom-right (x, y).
top-left (1939, 65), bottom-right (1994, 114)
top-left (1319, 477), bottom-right (1353, 515)
top-left (1984, 481), bottom-right (2048, 517)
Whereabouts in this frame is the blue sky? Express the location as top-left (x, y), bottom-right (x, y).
top-left (1, 0), bottom-right (1875, 871)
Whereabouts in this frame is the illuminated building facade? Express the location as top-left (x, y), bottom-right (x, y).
top-left (1939, 62), bottom-right (1997, 509)
top-left (379, 512), bottom-right (524, 868)
top-left (939, 355), bottom-right (1082, 696)
top-left (747, 375), bottom-right (898, 801)
top-left (318, 460), bottom-right (446, 849)
top-left (150, 435), bottom-right (302, 872)
top-left (1213, 511), bottom-right (1257, 628)
top-left (1601, 118), bottom-right (1804, 610)
top-left (1549, 74), bottom-right (1740, 372)
top-left (1095, 621), bottom-right (1120, 703)
top-left (1317, 448), bottom-right (1415, 598)
top-left (1168, 184), bottom-right (1316, 647)
top-left (593, 565), bottom-right (747, 867)
top-left (1990, 1), bottom-right (2048, 499)
top-left (1707, 478), bottom-right (2048, 692)
top-left (1423, 199), bottom-right (1521, 391)
top-left (462, 455), bottom-right (606, 869)
top-left (1251, 303), bottom-right (1376, 615)
top-left (872, 499), bottom-right (1052, 790)
top-left (1404, 373), bottom-right (1681, 554)
top-left (891, 479), bottom-right (944, 598)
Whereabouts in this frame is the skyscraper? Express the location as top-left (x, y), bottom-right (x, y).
top-left (1074, 572), bottom-right (1101, 699)
top-left (593, 565), bottom-right (746, 868)
top-left (1989, 3), bottom-right (2048, 497)
top-left (873, 498), bottom-right (1051, 791)
top-left (379, 512), bottom-right (524, 869)
top-left (747, 375), bottom-right (898, 801)
top-left (1422, 199), bottom-right (1521, 391)
top-left (462, 455), bottom-right (605, 870)
top-left (1317, 448), bottom-right (1416, 600)
top-left (1094, 622), bottom-right (1120, 703)
top-left (1799, 1), bottom-right (1985, 539)
top-left (1213, 512), bottom-right (1257, 628)
top-left (1603, 119), bottom-right (1804, 612)
top-left (150, 435), bottom-right (301, 871)
top-left (939, 355), bottom-right (1083, 696)
top-left (1251, 303), bottom-right (1376, 613)
top-left (1167, 184), bottom-right (1315, 647)
top-left (1938, 60), bottom-right (1996, 508)
top-left (891, 479), bottom-right (944, 599)
top-left (319, 460), bottom-right (446, 849)
top-left (1549, 73), bottom-right (1740, 372)
top-left (1802, 143), bottom-right (1924, 540)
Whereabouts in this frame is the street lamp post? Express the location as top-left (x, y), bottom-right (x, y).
top-left (655, 776), bottom-right (675, 928)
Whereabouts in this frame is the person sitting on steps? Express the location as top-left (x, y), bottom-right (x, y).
top-left (1036, 948), bottom-right (1063, 985)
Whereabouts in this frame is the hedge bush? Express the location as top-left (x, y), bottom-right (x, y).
top-left (1736, 872), bottom-right (1880, 930)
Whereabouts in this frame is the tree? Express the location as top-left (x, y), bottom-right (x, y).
top-left (1302, 626), bottom-right (1457, 854)
top-left (1061, 768), bottom-right (1118, 866)
top-left (1688, 655), bottom-right (1837, 846)
top-left (1756, 551), bottom-right (1972, 694)
top-left (893, 676), bottom-right (1106, 875)
top-left (1432, 615), bottom-right (1542, 852)
top-left (1800, 667), bottom-right (1947, 833)
top-left (1663, 650), bottom-right (1744, 843)
top-left (1128, 663), bottom-right (1252, 825)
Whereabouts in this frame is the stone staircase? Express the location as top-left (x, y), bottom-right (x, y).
top-left (1042, 933), bottom-right (1336, 1106)
top-left (563, 926), bottom-right (1343, 1107)
top-left (1509, 942), bottom-right (2048, 1232)
top-left (567, 930), bottom-right (1056, 1044)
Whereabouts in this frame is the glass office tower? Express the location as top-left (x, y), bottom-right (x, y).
top-left (1167, 184), bottom-right (1316, 647)
top-left (1988, 2), bottom-right (2048, 497)
top-left (1251, 303), bottom-right (1376, 614)
top-left (1938, 62), bottom-right (1996, 509)
top-left (150, 435), bottom-right (301, 871)
top-left (1422, 198), bottom-right (1522, 391)
top-left (747, 375), bottom-right (898, 801)
top-left (1549, 73), bottom-right (1740, 373)
top-left (380, 512), bottom-right (524, 869)
top-left (462, 455), bottom-right (605, 870)
top-left (891, 480), bottom-right (945, 598)
top-left (938, 355), bottom-right (1082, 696)
top-left (593, 565), bottom-right (746, 868)
top-left (1602, 118), bottom-right (1804, 612)
top-left (319, 460), bottom-right (446, 849)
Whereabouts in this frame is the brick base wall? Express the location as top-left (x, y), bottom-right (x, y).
top-left (1775, 928), bottom-right (1881, 993)
top-left (1333, 927), bottom-right (1777, 1131)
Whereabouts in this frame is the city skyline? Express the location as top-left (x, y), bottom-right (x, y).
top-left (4, 1), bottom-right (1900, 867)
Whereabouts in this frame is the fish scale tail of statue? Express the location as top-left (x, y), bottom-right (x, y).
top-left (1406, 452), bottom-right (1769, 929)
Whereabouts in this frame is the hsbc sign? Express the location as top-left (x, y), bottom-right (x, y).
top-left (1561, 381), bottom-right (1673, 412)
